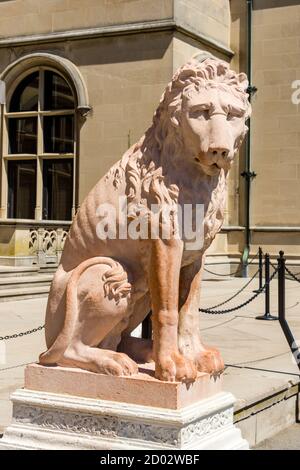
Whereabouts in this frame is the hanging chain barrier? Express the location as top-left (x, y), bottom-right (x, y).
top-left (203, 249), bottom-right (260, 277)
top-left (199, 266), bottom-right (278, 315)
top-left (0, 325), bottom-right (44, 342)
top-left (201, 267), bottom-right (260, 311)
top-left (142, 248), bottom-right (263, 337)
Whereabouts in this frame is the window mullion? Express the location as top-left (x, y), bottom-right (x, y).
top-left (39, 68), bottom-right (44, 112)
top-left (35, 69), bottom-right (44, 220)
top-left (0, 107), bottom-right (8, 218)
top-left (72, 112), bottom-right (77, 218)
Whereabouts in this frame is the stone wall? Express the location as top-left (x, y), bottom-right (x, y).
top-left (0, 0), bottom-right (173, 37)
top-left (251, 0), bottom-right (300, 228)
top-left (174, 0), bottom-right (230, 47)
top-left (78, 32), bottom-right (173, 200)
top-left (238, 0), bottom-right (300, 259)
top-left (0, 0), bottom-right (230, 48)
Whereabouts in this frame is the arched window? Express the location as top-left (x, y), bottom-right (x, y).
top-left (5, 68), bottom-right (76, 221)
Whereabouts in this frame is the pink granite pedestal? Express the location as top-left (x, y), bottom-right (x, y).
top-left (25, 362), bottom-right (222, 409)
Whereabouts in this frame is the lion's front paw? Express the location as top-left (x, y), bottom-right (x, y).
top-left (195, 347), bottom-right (224, 375)
top-left (155, 351), bottom-right (197, 383)
top-left (100, 352), bottom-right (139, 376)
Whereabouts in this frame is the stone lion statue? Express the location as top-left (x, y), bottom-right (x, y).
top-left (39, 52), bottom-right (251, 382)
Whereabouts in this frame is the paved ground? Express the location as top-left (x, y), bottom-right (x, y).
top-left (0, 298), bottom-right (45, 432)
top-left (0, 272), bottom-right (300, 445)
top-left (255, 424), bottom-right (300, 450)
top-left (201, 275), bottom-right (300, 411)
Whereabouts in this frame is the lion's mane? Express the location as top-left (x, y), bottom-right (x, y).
top-left (110, 54), bottom-right (251, 220)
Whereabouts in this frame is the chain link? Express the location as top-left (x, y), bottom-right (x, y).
top-left (270, 260), bottom-right (276, 269)
top-left (204, 250), bottom-right (259, 277)
top-left (199, 267), bottom-right (278, 315)
top-left (285, 266), bottom-right (300, 283)
top-left (203, 267), bottom-right (260, 310)
top-left (0, 325), bottom-right (44, 341)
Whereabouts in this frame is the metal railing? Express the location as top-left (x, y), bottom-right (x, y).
top-left (278, 251), bottom-right (300, 371)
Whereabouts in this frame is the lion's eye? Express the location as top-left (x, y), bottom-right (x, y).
top-left (189, 107), bottom-right (210, 119)
top-left (227, 113), bottom-right (235, 121)
top-left (227, 108), bottom-right (245, 120)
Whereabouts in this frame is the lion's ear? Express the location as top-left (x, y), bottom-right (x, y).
top-left (238, 73), bottom-right (249, 91)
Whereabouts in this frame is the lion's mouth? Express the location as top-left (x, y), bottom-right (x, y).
top-left (208, 163), bottom-right (222, 175)
top-left (195, 157), bottom-right (223, 175)
top-left (212, 163), bottom-right (221, 170)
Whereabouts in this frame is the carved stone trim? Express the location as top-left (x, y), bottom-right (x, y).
top-left (12, 404), bottom-right (233, 447)
top-left (29, 228), bottom-right (69, 256)
top-left (0, 389), bottom-right (248, 450)
top-left (14, 404), bottom-right (179, 446)
top-left (0, 53), bottom-right (90, 111)
top-left (181, 408), bottom-right (233, 445)
top-left (0, 20), bottom-right (234, 58)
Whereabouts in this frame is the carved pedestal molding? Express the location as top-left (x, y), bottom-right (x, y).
top-left (0, 389), bottom-right (248, 450)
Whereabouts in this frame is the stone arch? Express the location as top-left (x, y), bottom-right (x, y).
top-left (0, 52), bottom-right (91, 116)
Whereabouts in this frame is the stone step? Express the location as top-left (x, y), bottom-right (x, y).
top-left (0, 285), bottom-right (50, 301)
top-left (0, 265), bottom-right (55, 300)
top-left (0, 266), bottom-right (39, 278)
top-left (0, 265), bottom-right (58, 278)
top-left (0, 275), bottom-right (53, 290)
top-left (229, 372), bottom-right (300, 448)
top-left (39, 265), bottom-right (58, 274)
top-left (254, 423), bottom-right (300, 450)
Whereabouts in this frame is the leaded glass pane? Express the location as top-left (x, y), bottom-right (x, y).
top-left (9, 72), bottom-right (39, 112)
top-left (42, 159), bottom-right (73, 220)
top-left (44, 71), bottom-right (74, 110)
top-left (8, 117), bottom-right (37, 154)
top-left (7, 160), bottom-right (36, 219)
top-left (43, 115), bottom-right (74, 153)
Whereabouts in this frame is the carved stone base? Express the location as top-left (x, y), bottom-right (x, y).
top-left (0, 388), bottom-right (248, 450)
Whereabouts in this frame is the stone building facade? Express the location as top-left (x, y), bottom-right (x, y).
top-left (0, 0), bottom-right (298, 268)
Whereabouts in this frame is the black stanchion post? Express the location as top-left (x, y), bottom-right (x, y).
top-left (141, 312), bottom-right (152, 339)
top-left (258, 246), bottom-right (263, 290)
top-left (265, 253), bottom-right (270, 314)
top-left (277, 250), bottom-right (300, 370)
top-left (253, 246), bottom-right (263, 293)
top-left (256, 252), bottom-right (278, 321)
top-left (278, 250), bottom-right (285, 322)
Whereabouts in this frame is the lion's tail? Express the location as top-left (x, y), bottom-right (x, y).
top-left (39, 257), bottom-right (131, 365)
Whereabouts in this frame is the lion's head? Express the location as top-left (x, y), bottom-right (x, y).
top-left (152, 53), bottom-right (251, 177)
top-left (118, 53), bottom-right (251, 217)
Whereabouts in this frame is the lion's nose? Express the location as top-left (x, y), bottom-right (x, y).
top-left (209, 146), bottom-right (229, 159)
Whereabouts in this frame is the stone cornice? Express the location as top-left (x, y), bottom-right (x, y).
top-left (0, 19), bottom-right (234, 58)
top-left (250, 226), bottom-right (300, 232)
